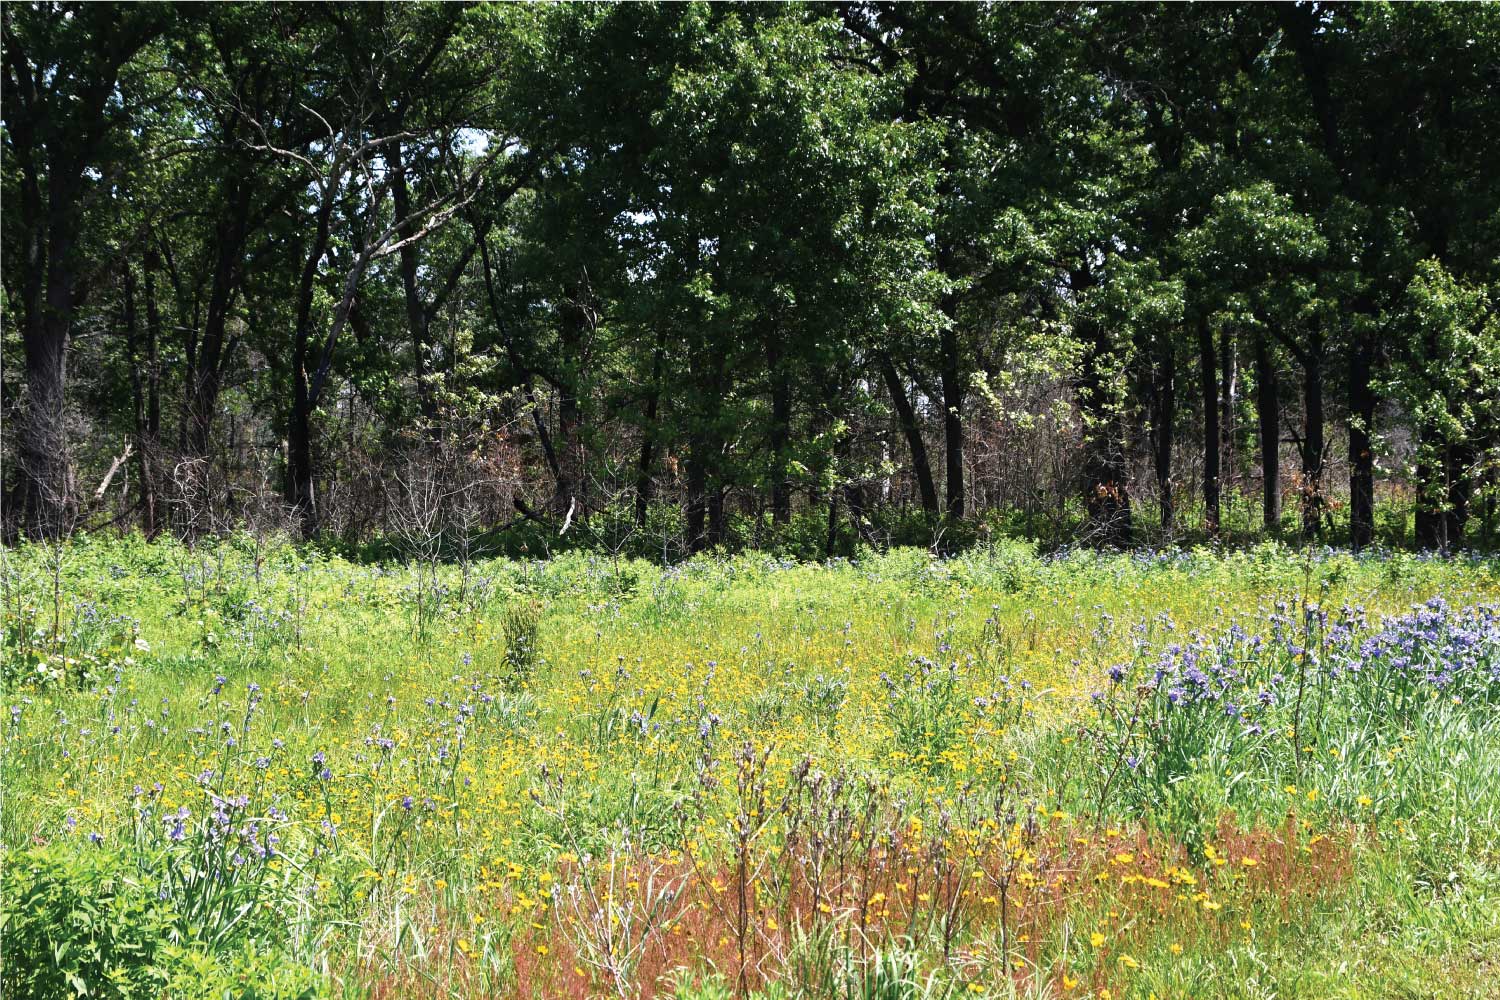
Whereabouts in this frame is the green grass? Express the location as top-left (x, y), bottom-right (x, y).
top-left (3, 533), bottom-right (1499, 999)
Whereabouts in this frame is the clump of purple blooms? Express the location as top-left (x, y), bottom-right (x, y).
top-left (1103, 598), bottom-right (1499, 727)
top-left (1091, 598), bottom-right (1500, 804)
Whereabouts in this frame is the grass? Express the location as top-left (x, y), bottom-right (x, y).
top-left (3, 532), bottom-right (1499, 999)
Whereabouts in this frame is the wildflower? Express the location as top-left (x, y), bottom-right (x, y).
top-left (167, 806), bottom-right (189, 842)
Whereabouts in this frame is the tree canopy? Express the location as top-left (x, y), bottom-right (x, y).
top-left (4, 1), bottom-right (1498, 554)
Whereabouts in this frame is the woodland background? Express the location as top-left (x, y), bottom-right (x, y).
top-left (4, 2), bottom-right (1498, 557)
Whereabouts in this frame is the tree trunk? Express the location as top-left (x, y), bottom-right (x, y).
top-left (1219, 324), bottom-right (1237, 499)
top-left (1073, 271), bottom-right (1132, 546)
top-left (707, 485), bottom-right (726, 549)
top-left (685, 448), bottom-right (709, 553)
top-left (824, 488), bottom-right (840, 559)
top-left (1254, 333), bottom-right (1280, 532)
top-left (845, 479), bottom-right (871, 547)
top-left (16, 319), bottom-right (74, 538)
top-left (879, 353), bottom-right (939, 515)
top-left (391, 138), bottom-right (439, 425)
top-left (685, 343), bottom-right (726, 553)
top-left (634, 414), bottom-right (658, 528)
top-left (477, 234), bottom-right (564, 495)
top-left (1413, 444), bottom-right (1444, 550)
top-left (288, 377), bottom-right (318, 538)
top-left (1480, 467), bottom-right (1496, 550)
top-left (770, 349), bottom-right (793, 525)
top-left (1149, 337), bottom-right (1175, 532)
top-left (1199, 316), bottom-right (1221, 538)
top-left (940, 310), bottom-right (965, 520)
top-left (123, 264), bottom-right (160, 537)
top-left (186, 180), bottom-right (251, 458)
top-left (1445, 445), bottom-right (1472, 548)
top-left (551, 295), bottom-right (589, 515)
top-left (1348, 337), bottom-right (1375, 550)
top-left (142, 256), bottom-right (165, 536)
top-left (285, 187), bottom-right (338, 537)
top-left (634, 329), bottom-right (666, 527)
top-left (15, 187), bottom-right (81, 538)
top-left (4, 12), bottom-right (161, 539)
top-left (1300, 343), bottom-right (1325, 540)
top-left (557, 382), bottom-right (582, 512)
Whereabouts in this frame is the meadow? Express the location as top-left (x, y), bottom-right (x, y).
top-left (3, 534), bottom-right (1499, 1000)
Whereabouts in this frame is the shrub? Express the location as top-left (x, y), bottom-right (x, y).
top-left (2, 843), bottom-right (174, 999)
top-left (0, 842), bottom-right (325, 1000)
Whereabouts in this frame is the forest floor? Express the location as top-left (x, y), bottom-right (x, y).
top-left (4, 536), bottom-right (1500, 999)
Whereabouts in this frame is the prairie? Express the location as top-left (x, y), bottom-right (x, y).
top-left (4, 536), bottom-right (1499, 999)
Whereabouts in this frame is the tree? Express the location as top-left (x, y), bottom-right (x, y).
top-left (248, 5), bottom-right (514, 536)
top-left (2, 2), bottom-right (168, 537)
top-left (5, 2), bottom-right (1495, 554)
top-left (1385, 262), bottom-right (1500, 549)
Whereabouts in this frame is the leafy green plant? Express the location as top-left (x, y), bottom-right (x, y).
top-left (882, 658), bottom-right (967, 772)
top-left (799, 673), bottom-right (849, 737)
top-left (2, 843), bottom-right (176, 999)
top-left (501, 599), bottom-right (544, 693)
top-left (0, 843), bottom-right (324, 1000)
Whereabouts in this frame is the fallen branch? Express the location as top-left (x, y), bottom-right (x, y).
top-left (95, 444), bottom-right (134, 499)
